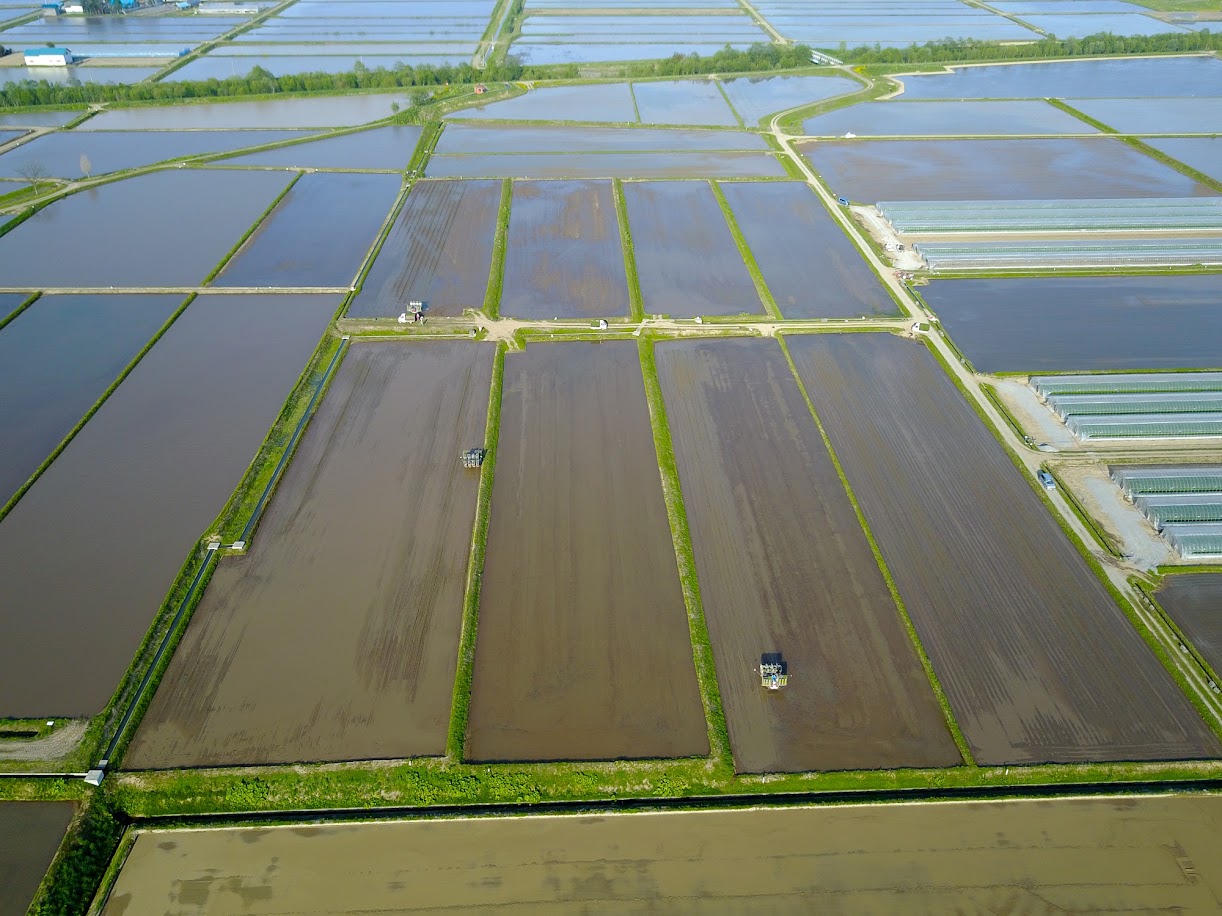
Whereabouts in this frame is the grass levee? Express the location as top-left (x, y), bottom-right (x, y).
top-left (613, 178), bottom-right (644, 321)
top-left (709, 180), bottom-right (781, 319)
top-left (482, 178), bottom-right (513, 318)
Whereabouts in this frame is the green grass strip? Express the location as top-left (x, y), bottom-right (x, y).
top-left (447, 342), bottom-right (506, 760)
top-left (0, 292), bottom-right (196, 527)
top-left (0, 289), bottom-right (38, 333)
top-left (407, 119), bottom-right (444, 175)
top-left (1136, 580), bottom-right (1222, 688)
top-left (341, 178), bottom-right (413, 315)
top-left (483, 178), bottom-right (512, 318)
top-left (777, 334), bottom-right (976, 766)
top-left (628, 82), bottom-right (642, 122)
top-left (613, 179), bottom-right (644, 321)
top-left (715, 79), bottom-right (745, 128)
top-left (201, 172), bottom-right (301, 286)
top-left (709, 180), bottom-right (782, 319)
top-left (638, 337), bottom-right (733, 770)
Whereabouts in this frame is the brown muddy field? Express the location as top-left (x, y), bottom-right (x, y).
top-left (467, 342), bottom-right (707, 761)
top-left (0, 294), bottom-right (340, 717)
top-left (127, 342), bottom-right (492, 768)
top-left (623, 182), bottom-right (760, 318)
top-left (1156, 574), bottom-right (1222, 679)
top-left (500, 180), bottom-right (629, 319)
top-left (805, 138), bottom-right (1220, 201)
top-left (0, 802), bottom-right (74, 916)
top-left (656, 339), bottom-right (958, 772)
top-left (103, 795), bottom-right (1222, 913)
top-left (787, 333), bottom-right (1221, 765)
top-left (346, 179), bottom-right (502, 319)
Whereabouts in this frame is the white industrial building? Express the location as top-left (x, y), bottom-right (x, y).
top-left (24, 47), bottom-right (74, 66)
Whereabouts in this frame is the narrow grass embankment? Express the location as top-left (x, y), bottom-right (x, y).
top-left (762, 132), bottom-right (808, 180)
top-left (638, 337), bottom-right (733, 771)
top-left (777, 334), bottom-right (976, 766)
top-left (613, 179), bottom-right (644, 321)
top-left (0, 293), bottom-right (196, 528)
top-left (99, 332), bottom-right (350, 770)
top-left (920, 337), bottom-right (1222, 740)
top-left (201, 172), bottom-right (301, 286)
top-left (715, 80), bottom-right (745, 128)
top-left (482, 178), bottom-right (513, 319)
top-left (0, 289), bottom-right (38, 332)
top-left (446, 342), bottom-right (506, 760)
top-left (709, 180), bottom-right (781, 319)
top-left (1135, 580), bottom-right (1222, 690)
top-left (338, 178), bottom-right (414, 318)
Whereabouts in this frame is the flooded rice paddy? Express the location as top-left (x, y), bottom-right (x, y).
top-left (0, 294), bottom-right (340, 716)
top-left (895, 55), bottom-right (1222, 100)
top-left (788, 333), bottom-right (1221, 764)
top-left (1067, 98), bottom-right (1222, 134)
top-left (803, 100), bottom-right (1095, 137)
top-left (0, 110), bottom-right (78, 129)
top-left (1156, 574), bottom-right (1222, 679)
top-left (632, 79), bottom-right (738, 127)
top-left (219, 124), bottom-right (422, 171)
top-left (657, 338), bottom-right (960, 772)
top-left (102, 796), bottom-right (1222, 913)
top-left (435, 124), bottom-right (767, 154)
top-left (720, 73), bottom-right (859, 126)
top-left (512, 42), bottom-right (758, 66)
top-left (215, 172), bottom-right (401, 288)
top-left (720, 181), bottom-right (895, 318)
top-left (426, 151), bottom-right (787, 179)
top-left (127, 342), bottom-right (492, 768)
top-left (81, 94), bottom-right (412, 130)
top-left (0, 129), bottom-right (317, 179)
top-left (807, 138), bottom-right (1219, 201)
top-left (467, 342), bottom-right (707, 762)
top-left (623, 181), bottom-right (760, 317)
top-left (1147, 137), bottom-right (1222, 183)
top-left (1017, 12), bottom-right (1191, 37)
top-left (0, 169), bottom-right (293, 288)
top-left (0, 293), bottom-right (184, 503)
top-left (0, 291), bottom-right (26, 321)
top-left (348, 179), bottom-right (501, 319)
top-left (450, 83), bottom-right (638, 123)
top-left (499, 180), bottom-right (629, 319)
top-left (922, 275), bottom-right (1222, 372)
top-left (0, 802), bottom-right (74, 916)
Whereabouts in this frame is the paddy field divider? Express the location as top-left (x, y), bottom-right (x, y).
top-left (482, 178), bottom-right (513, 318)
top-left (200, 171), bottom-right (301, 286)
top-left (447, 341), bottom-right (506, 760)
top-left (612, 178), bottom-right (644, 321)
top-left (638, 337), bottom-right (733, 769)
top-left (709, 180), bottom-right (782, 319)
top-left (777, 333), bottom-right (976, 766)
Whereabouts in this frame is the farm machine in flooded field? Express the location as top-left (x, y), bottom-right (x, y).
top-left (462, 448), bottom-right (486, 469)
top-left (759, 653), bottom-right (788, 690)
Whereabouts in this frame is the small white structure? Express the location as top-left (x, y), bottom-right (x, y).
top-left (63, 2), bottom-right (84, 12)
top-left (25, 47), bottom-right (74, 66)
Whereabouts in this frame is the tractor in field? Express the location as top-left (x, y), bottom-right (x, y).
top-left (759, 653), bottom-right (788, 691)
top-left (462, 448), bottom-right (486, 469)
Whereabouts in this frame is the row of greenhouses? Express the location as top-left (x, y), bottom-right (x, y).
top-left (879, 198), bottom-right (1222, 234)
top-left (1034, 374), bottom-right (1222, 441)
top-left (915, 238), bottom-right (1222, 271)
top-left (1110, 466), bottom-right (1222, 558)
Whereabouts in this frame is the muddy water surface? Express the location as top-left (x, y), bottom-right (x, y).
top-left (221, 124), bottom-right (423, 170)
top-left (500, 180), bottom-right (629, 319)
top-left (103, 796), bottom-right (1222, 913)
top-left (127, 342), bottom-right (492, 767)
top-left (0, 294), bottom-right (340, 716)
top-left (467, 342), bottom-right (707, 761)
top-left (1156, 574), bottom-right (1222, 679)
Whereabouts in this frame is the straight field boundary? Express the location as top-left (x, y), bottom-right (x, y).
top-left (613, 179), bottom-right (644, 321)
top-left (638, 337), bottom-right (733, 770)
top-left (201, 172), bottom-right (301, 286)
top-left (482, 179), bottom-right (513, 318)
top-left (776, 334), bottom-right (975, 765)
top-left (709, 180), bottom-right (781, 319)
top-left (448, 342), bottom-right (506, 760)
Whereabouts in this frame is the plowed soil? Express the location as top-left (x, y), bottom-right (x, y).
top-left (656, 338), bottom-right (960, 772)
top-left (499, 180), bottom-right (629, 319)
top-left (787, 332), bottom-right (1221, 765)
top-left (1156, 574), bottom-right (1222, 678)
top-left (346, 179), bottom-right (502, 319)
top-left (127, 342), bottom-right (492, 767)
top-left (466, 341), bottom-right (707, 761)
